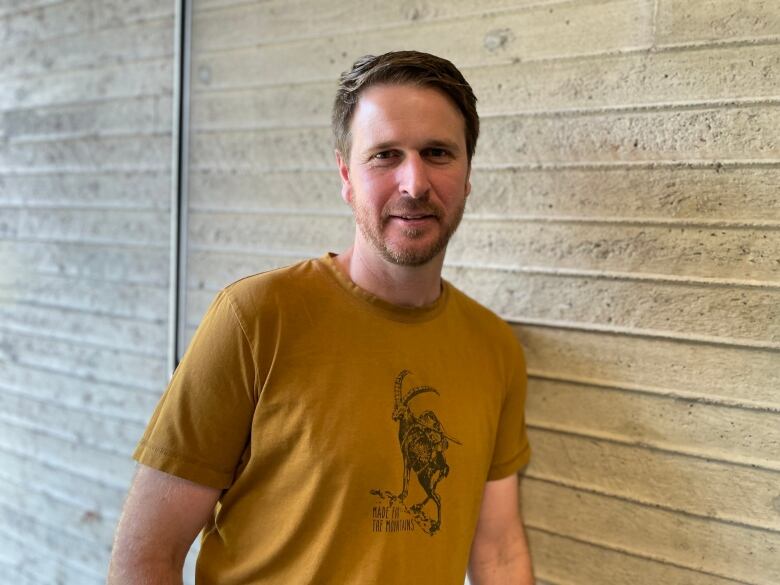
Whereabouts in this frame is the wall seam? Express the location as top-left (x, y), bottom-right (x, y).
top-left (169, 0), bottom-right (192, 375)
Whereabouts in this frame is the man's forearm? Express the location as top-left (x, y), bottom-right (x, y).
top-left (468, 514), bottom-right (534, 585)
top-left (107, 558), bottom-right (184, 585)
top-left (468, 545), bottom-right (534, 585)
top-left (107, 524), bottom-right (186, 585)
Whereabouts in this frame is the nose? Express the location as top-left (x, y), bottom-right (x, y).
top-left (397, 153), bottom-right (431, 199)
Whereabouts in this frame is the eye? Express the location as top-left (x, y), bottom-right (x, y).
top-left (368, 150), bottom-right (401, 166)
top-left (424, 147), bottom-right (452, 162)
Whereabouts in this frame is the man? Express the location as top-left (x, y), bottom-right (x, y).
top-left (109, 51), bottom-right (534, 584)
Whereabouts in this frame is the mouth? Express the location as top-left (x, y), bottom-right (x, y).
top-left (388, 214), bottom-right (438, 227)
top-left (393, 214), bottom-right (435, 220)
top-left (387, 209), bottom-right (439, 221)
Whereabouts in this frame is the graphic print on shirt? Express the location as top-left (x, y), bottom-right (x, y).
top-left (370, 370), bottom-right (462, 536)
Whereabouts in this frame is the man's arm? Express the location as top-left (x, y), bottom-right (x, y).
top-left (467, 473), bottom-right (534, 585)
top-left (108, 464), bottom-right (221, 585)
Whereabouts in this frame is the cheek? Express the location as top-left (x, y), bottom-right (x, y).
top-left (354, 171), bottom-right (395, 200)
top-left (432, 173), bottom-right (469, 199)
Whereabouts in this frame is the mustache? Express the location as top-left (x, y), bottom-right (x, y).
top-left (383, 201), bottom-right (442, 219)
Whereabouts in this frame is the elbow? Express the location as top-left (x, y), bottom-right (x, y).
top-left (108, 533), bottom-right (186, 584)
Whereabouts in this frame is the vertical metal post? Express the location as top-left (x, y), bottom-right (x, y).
top-left (168, 0), bottom-right (192, 376)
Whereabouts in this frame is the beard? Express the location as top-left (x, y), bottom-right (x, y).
top-left (352, 197), bottom-right (466, 267)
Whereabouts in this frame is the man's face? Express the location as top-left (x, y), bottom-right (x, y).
top-left (336, 84), bottom-right (471, 267)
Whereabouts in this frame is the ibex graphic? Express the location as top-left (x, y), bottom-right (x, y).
top-left (391, 369), bottom-right (461, 534)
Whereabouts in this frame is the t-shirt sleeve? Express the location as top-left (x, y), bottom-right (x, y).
top-left (133, 289), bottom-right (257, 489)
top-left (487, 340), bottom-right (531, 481)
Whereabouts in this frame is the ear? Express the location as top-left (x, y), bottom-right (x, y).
top-left (335, 149), bottom-right (353, 205)
top-left (465, 164), bottom-right (472, 198)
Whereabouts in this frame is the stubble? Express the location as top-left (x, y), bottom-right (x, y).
top-left (352, 197), bottom-right (467, 267)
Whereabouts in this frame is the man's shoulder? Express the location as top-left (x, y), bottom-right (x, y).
top-left (220, 256), bottom-right (325, 311)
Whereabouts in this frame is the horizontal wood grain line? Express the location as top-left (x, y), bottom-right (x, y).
top-left (0, 507), bottom-right (111, 576)
top-left (8, 128), bottom-right (172, 146)
top-left (0, 437), bottom-right (129, 491)
top-left (2, 236), bottom-right (168, 251)
top-left (0, 394), bottom-right (147, 451)
top-left (0, 279), bottom-right (168, 321)
top-left (525, 421), bottom-right (780, 473)
top-left (528, 427), bottom-right (780, 532)
top-left (2, 13), bottom-right (174, 51)
top-left (187, 160), bottom-right (780, 173)
top-left (525, 472), bottom-right (780, 534)
top-left (0, 64), bottom-right (173, 112)
top-left (2, 203), bottom-right (171, 212)
top-left (509, 317), bottom-right (780, 351)
top-left (528, 370), bottom-right (780, 413)
top-left (0, 236), bottom-right (168, 248)
top-left (191, 0), bottom-right (629, 54)
top-left (0, 412), bottom-right (130, 459)
top-left (464, 216), bottom-right (780, 229)
top-left (187, 206), bottom-right (780, 230)
top-left (656, 35), bottom-right (780, 53)
top-left (0, 383), bottom-right (150, 426)
top-left (189, 97), bottom-right (780, 127)
top-left (479, 96), bottom-right (780, 118)
top-left (0, 165), bottom-right (170, 174)
top-left (475, 158), bottom-right (780, 170)
top-left (4, 129), bottom-right (171, 145)
top-left (0, 361), bottom-right (162, 397)
top-left (0, 562), bottom-right (45, 585)
top-left (0, 283), bottom-right (167, 306)
top-left (524, 478), bottom-right (778, 583)
top-left (0, 422), bottom-right (129, 482)
top-left (0, 470), bottom-right (120, 522)
top-left (0, 530), bottom-right (102, 584)
top-left (0, 0), bottom-right (63, 18)
top-left (0, 334), bottom-right (167, 392)
top-left (182, 247), bottom-right (780, 290)
top-left (446, 262), bottom-right (780, 289)
top-left (190, 36), bottom-right (780, 95)
top-left (193, 0), bottom-right (572, 19)
top-left (0, 322), bottom-right (164, 360)
top-left (190, 98), bottom-right (780, 131)
top-left (0, 382), bottom-right (149, 434)
top-left (190, 6), bottom-right (777, 58)
top-left (517, 324), bottom-right (778, 409)
top-left (0, 168), bottom-right (171, 178)
top-left (0, 87), bottom-right (174, 115)
top-left (0, 54), bottom-right (174, 85)
top-left (467, 265), bottom-right (780, 295)
top-left (4, 298), bottom-right (166, 325)
top-left (0, 410), bottom-right (90, 443)
top-left (186, 271), bottom-right (779, 346)
top-left (0, 450), bottom-right (130, 520)
top-left (525, 525), bottom-right (757, 585)
top-left (186, 243), bottom-right (316, 258)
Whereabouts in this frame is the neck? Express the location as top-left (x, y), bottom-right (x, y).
top-left (335, 243), bottom-right (445, 308)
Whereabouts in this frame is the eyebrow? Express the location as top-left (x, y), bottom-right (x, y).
top-left (426, 139), bottom-right (462, 152)
top-left (366, 139), bottom-right (462, 153)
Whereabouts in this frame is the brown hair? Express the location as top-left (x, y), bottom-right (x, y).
top-left (332, 51), bottom-right (479, 162)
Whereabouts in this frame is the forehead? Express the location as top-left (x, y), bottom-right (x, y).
top-left (349, 84), bottom-right (466, 148)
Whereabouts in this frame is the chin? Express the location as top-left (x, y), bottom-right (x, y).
top-left (380, 241), bottom-right (446, 267)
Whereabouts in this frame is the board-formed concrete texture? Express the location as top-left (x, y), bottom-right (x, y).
top-left (0, 0), bottom-right (175, 583)
top-left (184, 1), bottom-right (780, 584)
top-left (1, 0), bottom-right (778, 584)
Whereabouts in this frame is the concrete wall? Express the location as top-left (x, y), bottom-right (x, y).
top-left (0, 0), bottom-right (777, 583)
top-left (0, 1), bottom-right (175, 583)
top-left (186, 1), bottom-right (779, 584)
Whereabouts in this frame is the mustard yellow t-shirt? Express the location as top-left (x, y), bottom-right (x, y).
top-left (134, 253), bottom-right (530, 584)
